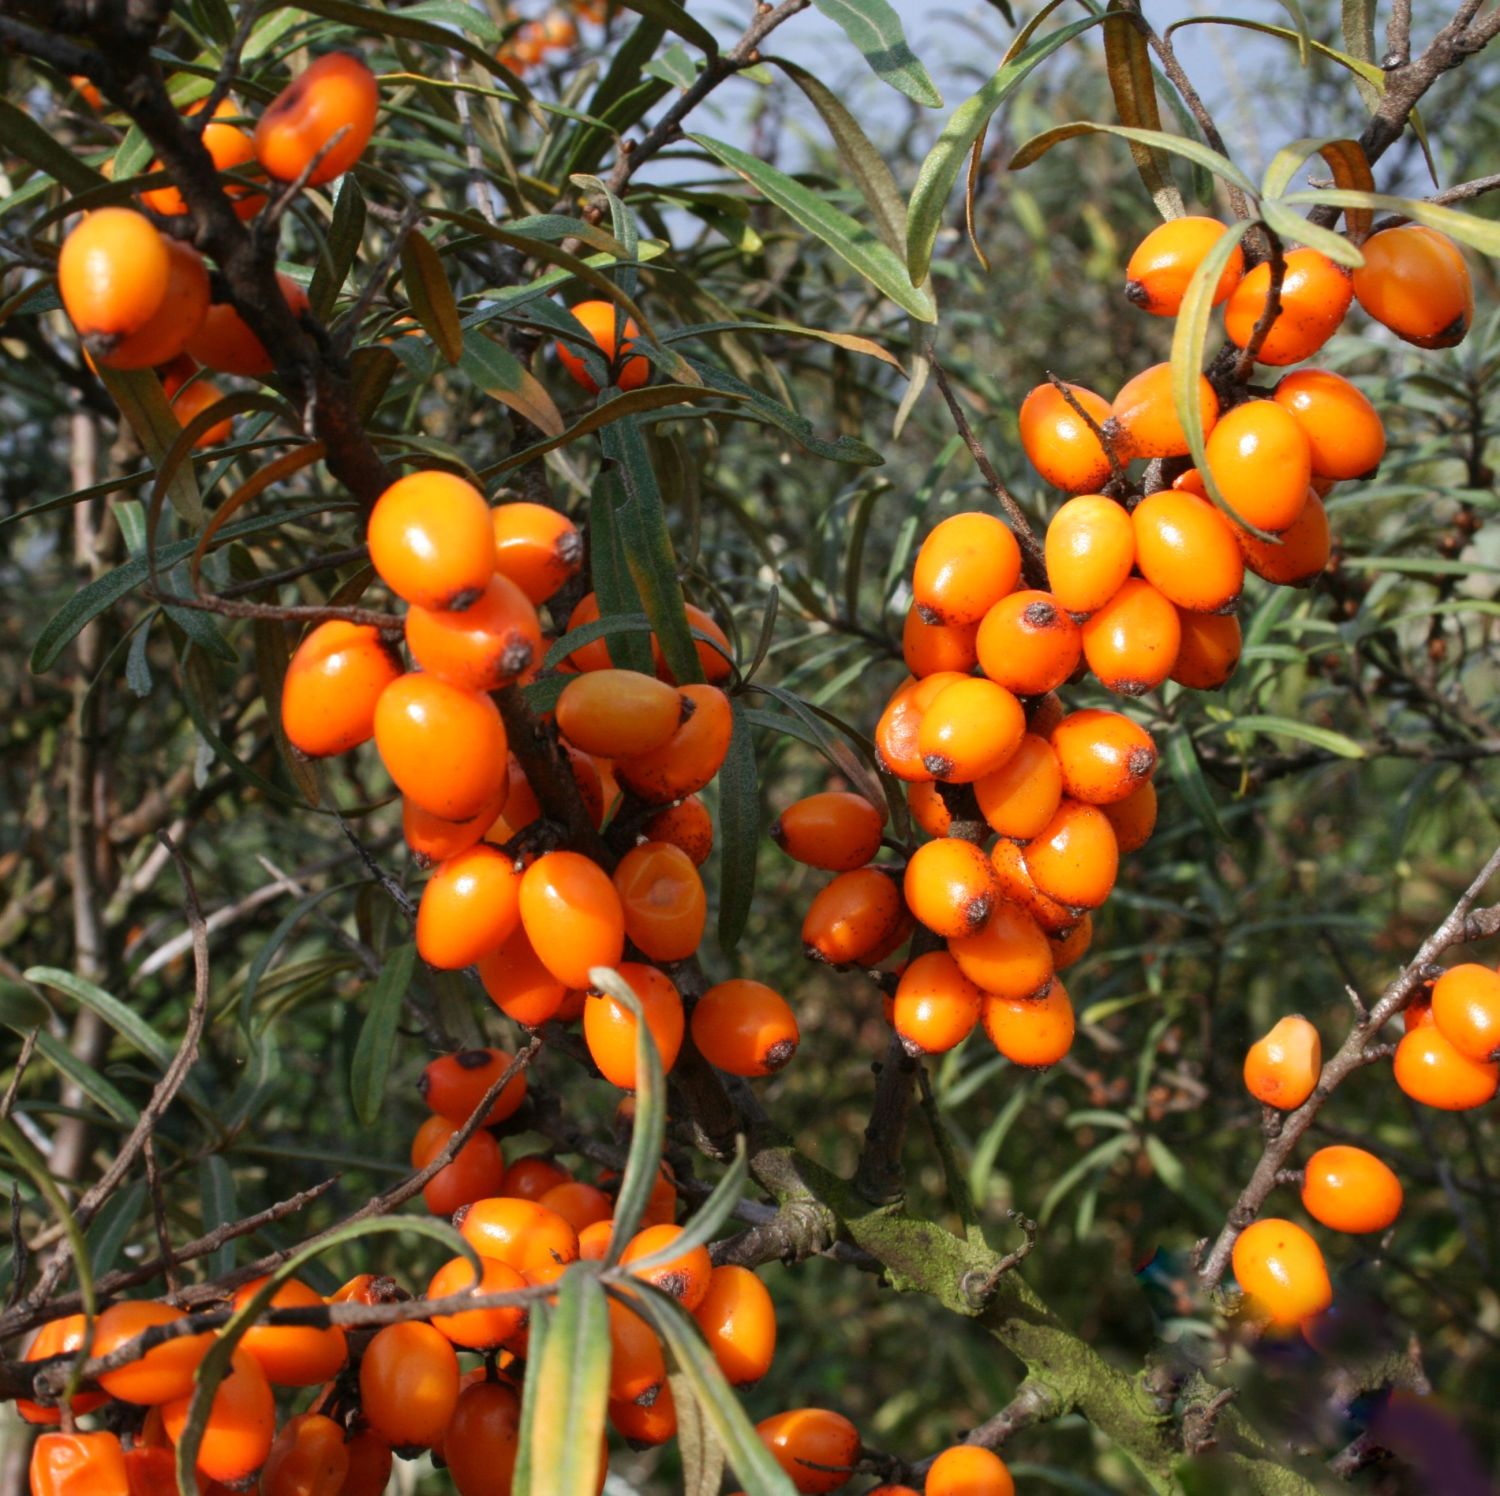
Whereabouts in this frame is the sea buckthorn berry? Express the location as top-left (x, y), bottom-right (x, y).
top-left (974, 735), bottom-right (1063, 841)
top-left (1244, 1015), bottom-right (1321, 1110)
top-left (1231, 1218), bottom-right (1333, 1326)
top-left (261, 1412), bottom-right (349, 1496)
top-left (615, 683), bottom-right (733, 803)
top-left (186, 272), bottom-right (310, 377)
top-left (654, 602), bottom-right (735, 685)
top-left (1024, 799), bottom-right (1119, 911)
top-left (412, 1113), bottom-right (456, 1169)
top-left (976, 590), bottom-right (1082, 696)
top-left (280, 622), bottom-right (400, 759)
top-left (422, 1128), bottom-right (507, 1218)
top-left (1080, 577), bottom-right (1182, 696)
top-left (539, 1180), bottom-right (614, 1233)
top-left (990, 838), bottom-right (1078, 936)
top-left (406, 574), bottom-right (542, 692)
top-left (122, 1445), bottom-right (177, 1495)
top-left (501, 1154), bottom-right (572, 1201)
top-left (1018, 381), bottom-right (1114, 492)
top-left (925, 1445), bottom-right (1016, 1496)
top-left (584, 962), bottom-right (684, 1088)
top-left (488, 745), bottom-right (605, 841)
top-left (579, 1220), bottom-right (615, 1260)
top-left (255, 52), bottom-right (378, 186)
top-left (912, 513), bottom-right (1022, 626)
top-left (144, 99), bottom-right (263, 220)
top-left (612, 840), bottom-right (706, 962)
top-left (802, 868), bottom-right (906, 965)
top-left (232, 1275), bottom-right (348, 1386)
top-left (983, 978), bottom-right (1075, 1067)
top-left (478, 924), bottom-right (568, 1027)
top-left (621, 1222), bottom-right (713, 1310)
top-left (874, 672), bottom-right (966, 782)
top-left (162, 364), bottom-right (234, 447)
top-left (444, 1380), bottom-right (522, 1496)
top-left (908, 779), bottom-right (954, 838)
top-left (420, 1047), bottom-right (528, 1127)
top-left (903, 605), bottom-right (980, 677)
top-left (340, 1428), bottom-right (393, 1496)
top-left (519, 850), bottom-right (626, 988)
top-left (1301, 1146), bottom-right (1403, 1235)
top-left (1227, 487), bottom-right (1329, 586)
top-left (1273, 369), bottom-right (1386, 479)
top-left (1049, 911), bottom-right (1093, 971)
top-left (1130, 490), bottom-right (1244, 614)
top-left (1125, 215), bottom-right (1245, 316)
top-left (94, 1301), bottom-right (212, 1405)
top-left (607, 1294), bottom-right (667, 1403)
top-left (1224, 248), bottom-right (1353, 366)
top-left (16, 1315), bottom-right (106, 1426)
top-left (693, 1265), bottom-right (777, 1386)
top-left (359, 1322), bottom-right (459, 1450)
top-left (29, 1432), bottom-right (130, 1496)
top-left (904, 837), bottom-right (1001, 938)
top-left (162, 1347), bottom-right (274, 1485)
top-left (918, 677), bottom-right (1026, 783)
top-left (1403, 997), bottom-right (1436, 1033)
top-left (95, 238), bottom-right (210, 371)
top-left (427, 1255), bottom-right (528, 1349)
top-left (1352, 224), bottom-right (1473, 348)
top-left (1101, 779), bottom-right (1157, 854)
top-left (948, 901), bottom-right (1054, 1000)
top-left (562, 594), bottom-right (613, 672)
top-left (1050, 708), bottom-right (1157, 807)
top-left (328, 1272), bottom-right (403, 1306)
top-left (368, 470), bottom-right (495, 612)
top-left (492, 500), bottom-right (583, 604)
top-left (1109, 362), bottom-right (1217, 460)
top-left (555, 299), bottom-right (649, 392)
top-left (893, 950), bottom-right (983, 1055)
top-left (1171, 610), bottom-right (1241, 691)
top-left (58, 208), bottom-right (169, 349)
top-left (1044, 495), bottom-right (1135, 618)
top-left (757, 1409), bottom-right (860, 1495)
top-left (558, 670), bottom-right (685, 758)
top-left (1430, 963), bottom-right (1500, 1062)
top-left (691, 979), bottom-right (800, 1075)
top-left (457, 1197), bottom-right (580, 1275)
top-left (1393, 1026), bottom-right (1499, 1110)
top-left (641, 795), bottom-right (713, 866)
top-left (416, 845), bottom-right (522, 969)
top-left (612, 1383), bottom-right (678, 1446)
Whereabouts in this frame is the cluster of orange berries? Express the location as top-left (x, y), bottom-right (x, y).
top-left (498, 7), bottom-right (593, 77)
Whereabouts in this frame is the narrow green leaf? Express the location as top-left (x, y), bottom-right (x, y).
top-left (1209, 715), bottom-right (1367, 759)
top-left (1260, 200), bottom-right (1365, 269)
top-left (808, 0), bottom-right (942, 107)
top-left (96, 368), bottom-right (203, 525)
top-left (717, 704), bottom-right (761, 953)
top-left (1040, 1133), bottom-right (1136, 1226)
top-left (400, 230), bottom-right (464, 366)
top-left (672, 1365), bottom-right (728, 1496)
top-left (968, 1084), bottom-right (1032, 1205)
top-left (0, 98), bottom-right (107, 191)
top-left (350, 943), bottom-right (416, 1126)
top-left (310, 174), bottom-right (366, 320)
top-left (1165, 730), bottom-right (1228, 842)
top-left (461, 332), bottom-right (565, 438)
top-left (29, 1031), bottom-right (138, 1124)
top-left (617, 0), bottom-right (719, 55)
top-left (1010, 121), bottom-right (1258, 198)
top-left (197, 1156), bottom-right (238, 1277)
top-left (544, 612), bottom-right (653, 671)
top-left (633, 1140), bottom-right (747, 1267)
top-left (24, 967), bottom-right (174, 1070)
top-left (1341, 0), bottom-right (1376, 65)
top-left (0, 1120), bottom-right (95, 1320)
top-left (588, 467), bottom-right (655, 675)
top-left (85, 1182), bottom-right (146, 1280)
top-left (750, 683), bottom-right (885, 814)
top-left (644, 44), bottom-right (701, 89)
top-left (240, 883), bottom-right (356, 1032)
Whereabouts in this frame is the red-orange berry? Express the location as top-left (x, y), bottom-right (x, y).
top-left (771, 791), bottom-right (884, 872)
top-left (456, 1197), bottom-right (580, 1275)
top-left (405, 574), bottom-right (541, 692)
top-left (926, 1445), bottom-right (1015, 1496)
top-left (1130, 489), bottom-right (1244, 614)
top-left (518, 850), bottom-right (626, 989)
top-left (491, 500), bottom-right (583, 604)
top-left (1023, 799), bottom-right (1119, 911)
top-left (1352, 224), bottom-right (1473, 348)
top-left (368, 470), bottom-right (494, 611)
top-left (1019, 381), bottom-right (1114, 492)
top-left (555, 299), bottom-right (649, 392)
top-left (802, 868), bottom-right (907, 966)
top-left (693, 1265), bottom-right (777, 1385)
top-left (1171, 609), bottom-right (1242, 691)
top-left (904, 837), bottom-right (1001, 938)
top-left (232, 1276), bottom-right (348, 1387)
top-left (757, 1408), bottom-right (860, 1495)
top-left (640, 795), bottom-right (714, 866)
top-left (426, 1255), bottom-right (528, 1350)
top-left (614, 684), bottom-right (733, 803)
top-left (1125, 216), bottom-right (1244, 316)
top-left (416, 844), bottom-right (522, 969)
top-left (1049, 708), bottom-right (1156, 807)
top-left (1231, 1218), bottom-right (1332, 1326)
top-left (279, 621), bottom-right (400, 759)
top-left (918, 677), bottom-right (1026, 784)
top-left (612, 840), bottom-right (707, 962)
top-left (947, 901), bottom-right (1054, 1000)
top-left (359, 1322), bottom-right (459, 1449)
top-left (1393, 1026), bottom-right (1499, 1110)
top-left (93, 1301), bottom-right (212, 1406)
top-left (1243, 1015), bottom-right (1321, 1110)
top-left (255, 52), bottom-right (378, 186)
top-left (1204, 399), bottom-right (1313, 534)
top-left (620, 1222), bottom-right (713, 1310)
top-left (1100, 780), bottom-right (1157, 854)
top-left (973, 734), bottom-right (1064, 841)
top-left (583, 962), bottom-right (684, 1088)
top-left (691, 979), bottom-right (800, 1076)
top-left (1300, 1146), bottom-right (1403, 1235)
top-left (58, 208), bottom-right (169, 347)
top-left (557, 669), bottom-right (684, 758)
top-left (1044, 495), bottom-right (1135, 617)
top-left (1079, 577), bottom-right (1182, 696)
top-left (1224, 248), bottom-right (1353, 366)
top-left (1273, 369), bottom-right (1386, 479)
top-left (893, 950), bottom-right (983, 1055)
top-left (478, 923), bottom-right (568, 1028)
top-left (419, 1047), bottom-right (528, 1127)
top-left (982, 978), bottom-right (1075, 1067)
top-left (976, 590), bottom-right (1082, 695)
top-left (903, 605), bottom-right (980, 677)
top-left (1109, 362), bottom-right (1217, 459)
top-left (1429, 963), bottom-right (1500, 1062)
top-left (161, 1347), bottom-right (274, 1486)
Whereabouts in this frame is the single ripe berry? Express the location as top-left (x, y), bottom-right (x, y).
top-left (973, 734), bottom-right (1063, 841)
top-left (875, 672), bottom-right (966, 782)
top-left (1080, 577), bottom-right (1182, 696)
top-left (918, 677), bottom-right (1026, 784)
top-left (58, 208), bottom-right (170, 347)
top-left (456, 1197), bottom-right (580, 1275)
top-left (186, 273), bottom-right (310, 377)
top-left (29, 1432), bottom-right (130, 1496)
top-left (162, 1347), bottom-right (275, 1486)
top-left (904, 837), bottom-right (1001, 938)
top-left (232, 1276), bottom-right (348, 1386)
top-left (976, 591), bottom-right (1082, 696)
top-left (491, 500), bottom-right (583, 604)
top-left (1203, 400), bottom-right (1312, 534)
top-left (427, 1255), bottom-right (528, 1349)
top-left (691, 978), bottom-right (800, 1075)
top-left (557, 669), bottom-right (685, 758)
top-left (1243, 1014), bottom-right (1321, 1109)
top-left (359, 1322), bottom-right (460, 1449)
top-left (254, 52), bottom-right (379, 186)
top-left (421, 1127), bottom-right (507, 1217)
top-left (479, 923), bottom-right (568, 1028)
top-left (912, 513), bottom-right (1022, 626)
top-left (501, 1153), bottom-right (572, 1200)
top-left (583, 962), bottom-right (685, 1088)
top-left (802, 868), bottom-right (907, 966)
top-left (1429, 962), bottom-right (1500, 1062)
top-left (1130, 490), bottom-right (1244, 615)
top-left (654, 601), bottom-right (736, 685)
top-left (416, 844), bottom-right (522, 969)
top-left (340, 1427), bottom-right (393, 1496)
top-left (1109, 362), bottom-right (1218, 459)
top-left (1231, 1218), bottom-right (1332, 1326)
top-left (280, 621), bottom-right (400, 759)
top-left (1352, 224), bottom-right (1473, 348)
top-left (1171, 610), bottom-right (1241, 691)
top-left (907, 780), bottom-right (954, 838)
top-left (419, 1047), bottom-right (528, 1127)
top-left (1024, 800), bottom-right (1119, 911)
top-left (1125, 216), bottom-right (1244, 316)
top-left (612, 840), bottom-right (707, 962)
top-left (368, 470), bottom-right (494, 611)
top-left (893, 950), bottom-right (983, 1055)
top-left (1221, 484), bottom-right (1329, 587)
top-left (260, 1412), bottom-right (349, 1496)
top-left (1049, 708), bottom-right (1157, 807)
top-left (519, 850), bottom-right (625, 989)
top-left (757, 1408), bottom-right (861, 1495)
top-left (949, 900), bottom-right (1055, 1000)
top-left (1272, 369), bottom-right (1386, 480)
top-left (15, 1315), bottom-right (106, 1425)
top-left (444, 1380), bottom-right (522, 1496)
top-left (990, 838), bottom-right (1078, 937)
top-left (405, 573), bottom-right (542, 692)
top-left (1019, 381), bottom-right (1114, 492)
top-left (539, 1180), bottom-right (614, 1233)
top-left (903, 605), bottom-right (980, 677)
top-left (982, 979), bottom-right (1075, 1067)
top-left (1300, 1146), bottom-right (1403, 1234)
top-left (93, 1301), bottom-right (213, 1405)
top-left (161, 361), bottom-right (234, 447)
top-left (1049, 911), bottom-right (1093, 971)
top-left (1044, 495), bottom-right (1135, 617)
top-left (693, 1265), bottom-right (777, 1385)
top-left (1100, 780), bottom-right (1157, 854)
top-left (621, 1222), bottom-right (713, 1310)
top-left (925, 1445), bottom-right (1016, 1496)
top-left (555, 299), bottom-right (650, 392)
top-left (1393, 1024), bottom-right (1500, 1110)
top-left (772, 791), bottom-right (885, 872)
top-left (1224, 248), bottom-right (1353, 366)
top-left (93, 238), bottom-right (210, 372)
top-left (641, 795), bottom-right (714, 866)
top-left (607, 1294), bottom-right (666, 1402)
top-left (615, 683), bottom-right (733, 804)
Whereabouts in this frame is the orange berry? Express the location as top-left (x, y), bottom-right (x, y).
top-left (1049, 708), bottom-right (1157, 807)
top-left (260, 1412), bottom-right (348, 1496)
top-left (427, 1255), bottom-right (528, 1349)
top-left (1131, 489), bottom-right (1244, 614)
top-left (982, 978), bottom-right (1075, 1067)
top-left (1273, 369), bottom-right (1386, 479)
top-left (405, 574), bottom-right (542, 692)
top-left (1224, 486), bottom-right (1329, 587)
top-left (989, 838), bottom-right (1078, 937)
top-left (162, 1347), bottom-right (274, 1486)
top-left (691, 978), bottom-right (800, 1076)
top-left (1300, 1146), bottom-right (1403, 1235)
top-left (163, 366), bottom-right (233, 446)
top-left (802, 867), bottom-right (907, 966)
top-left (641, 795), bottom-right (714, 866)
top-left (94, 1301), bottom-right (212, 1405)
top-left (144, 99), bottom-right (263, 220)
top-left (560, 593), bottom-right (613, 670)
top-left (1109, 362), bottom-right (1217, 459)
top-left (1049, 911), bottom-right (1093, 970)
top-left (359, 1322), bottom-right (459, 1449)
top-left (973, 734), bottom-right (1064, 840)
top-left (555, 299), bottom-right (649, 392)
top-left (1080, 577), bottom-right (1182, 696)
top-left (538, 1180), bottom-right (614, 1233)
top-left (874, 672), bottom-right (964, 782)
top-left (918, 677), bottom-right (1026, 784)
top-left (419, 1047), bottom-right (528, 1127)
top-left (369, 470), bottom-right (495, 611)
top-left (58, 208), bottom-right (169, 347)
top-left (232, 1276), bottom-right (348, 1387)
top-left (1171, 610), bottom-right (1241, 691)
top-left (947, 901), bottom-right (1054, 1000)
top-left (121, 1444), bottom-right (178, 1495)
top-left (95, 238), bottom-right (209, 372)
top-left (976, 590), bottom-right (1082, 695)
top-left (487, 746), bottom-right (605, 842)
top-left (693, 1265), bottom-right (777, 1385)
top-left (1394, 1025), bottom-right (1499, 1110)
top-left (1023, 799), bottom-right (1119, 911)
top-left (615, 683), bottom-right (733, 803)
top-left (280, 621), bottom-right (400, 759)
top-left (1225, 247), bottom-right (1353, 366)
top-left (444, 1380), bottom-right (522, 1496)
top-left (903, 604), bottom-right (980, 677)
top-left (584, 962), bottom-right (684, 1088)
top-left (500, 1154), bottom-right (572, 1200)
top-left (1100, 779), bottom-right (1157, 854)
top-left (1352, 224), bottom-right (1473, 349)
top-left (16, 1315), bottom-right (106, 1425)
top-left (491, 500), bottom-right (583, 604)
top-left (654, 602), bottom-right (735, 685)
top-left (606, 1294), bottom-right (666, 1403)
top-left (611, 840), bottom-right (706, 961)
top-left (557, 670), bottom-right (684, 758)
top-left (771, 792), bottom-right (885, 874)
top-left (30, 1431), bottom-right (130, 1496)
top-left (912, 513), bottom-right (1022, 626)
top-left (578, 1220), bottom-right (615, 1260)
top-left (1231, 1218), bottom-right (1332, 1326)
top-left (904, 837), bottom-right (1001, 938)
top-left (457, 1197), bottom-right (580, 1275)
top-left (621, 1222), bottom-right (713, 1310)
top-left (1125, 215), bottom-right (1245, 316)
top-left (339, 1428), bottom-right (393, 1496)
top-left (1243, 1015), bottom-right (1321, 1110)
top-left (416, 844), bottom-right (522, 969)
top-left (478, 923), bottom-right (568, 1028)
top-left (893, 950), bottom-right (983, 1054)
top-left (185, 272), bottom-right (309, 377)
top-left (926, 1445), bottom-right (1015, 1496)
top-left (412, 1113), bottom-right (456, 1169)
top-left (422, 1128), bottom-right (507, 1217)
top-left (1429, 962), bottom-right (1500, 1062)
top-left (757, 1409), bottom-right (860, 1495)
top-left (1019, 381), bottom-right (1114, 492)
top-left (519, 850), bottom-right (626, 989)
top-left (1044, 495), bottom-right (1135, 617)
top-left (255, 52), bottom-right (378, 186)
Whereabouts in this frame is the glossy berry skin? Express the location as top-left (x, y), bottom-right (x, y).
top-left (186, 273), bottom-right (310, 377)
top-left (1044, 495), bottom-right (1135, 617)
top-left (611, 1383), bottom-right (677, 1446)
top-left (757, 1408), bottom-right (861, 1495)
top-left (990, 838), bottom-right (1078, 937)
top-left (948, 902), bottom-right (1054, 1000)
top-left (58, 209), bottom-right (169, 345)
top-left (492, 501), bottom-right (583, 604)
top-left (691, 979), bottom-right (800, 1076)
top-left (1024, 799), bottom-right (1119, 911)
top-left (642, 795), bottom-right (714, 866)
top-left (1101, 779), bottom-right (1157, 854)
top-left (255, 52), bottom-right (378, 186)
top-left (557, 670), bottom-right (684, 758)
top-left (1231, 1217), bottom-right (1333, 1327)
top-left (1049, 911), bottom-right (1093, 970)
top-left (1301, 1146), bottom-right (1403, 1235)
top-left (369, 470), bottom-right (494, 611)
top-left (1430, 963), bottom-right (1500, 1062)
top-left (875, 672), bottom-right (965, 782)
top-left (801, 868), bottom-right (907, 966)
top-left (1018, 382), bottom-right (1114, 492)
top-left (1273, 369), bottom-right (1386, 480)
top-left (29, 1431), bottom-right (129, 1496)
top-left (694, 1265), bottom-right (777, 1385)
top-left (918, 677), bottom-right (1026, 784)
top-left (93, 1300), bottom-right (212, 1405)
top-left (1393, 1025), bottom-right (1499, 1110)
top-left (893, 950), bottom-right (983, 1055)
top-left (420, 1047), bottom-right (528, 1127)
top-left (500, 1153), bottom-right (572, 1201)
top-left (444, 1380), bottom-right (522, 1496)
top-left (375, 673), bottom-right (509, 820)
top-left (1203, 400), bottom-right (1312, 534)
top-left (260, 1413), bottom-right (349, 1496)
top-left (1243, 1015), bottom-right (1321, 1110)
top-left (771, 792), bottom-right (884, 872)
top-left (280, 622), bottom-right (400, 759)
top-left (16, 1315), bottom-right (106, 1425)
top-left (144, 99), bottom-right (263, 220)
top-left (925, 1445), bottom-right (1016, 1496)
top-left (478, 923), bottom-right (567, 1027)
top-left (339, 1428), bottom-right (393, 1496)
top-left (232, 1275), bottom-right (347, 1386)
top-left (539, 1180), bottom-right (614, 1233)
top-left (1171, 610), bottom-right (1241, 691)
top-left (1110, 362), bottom-right (1218, 460)
top-left (416, 845), bottom-right (522, 970)
top-left (1226, 487), bottom-right (1329, 587)
top-left (583, 962), bottom-right (684, 1088)
top-left (973, 734), bottom-right (1063, 841)
top-left (406, 574), bottom-right (542, 692)
top-left (421, 1127), bottom-right (507, 1217)
top-left (615, 683), bottom-right (733, 803)
top-left (162, 364), bottom-right (233, 447)
top-left (904, 837), bottom-right (1000, 938)
top-left (1130, 490), bottom-right (1244, 615)
top-left (983, 979), bottom-right (1074, 1067)
top-left (162, 1347), bottom-right (275, 1485)
top-left (912, 513), bottom-right (1022, 626)
top-left (1125, 216), bottom-right (1244, 316)
top-left (1224, 249), bottom-right (1353, 366)
top-left (427, 1255), bottom-right (528, 1349)
top-left (359, 1321), bottom-right (460, 1450)
top-left (457, 1197), bottom-right (579, 1275)
top-left (95, 238), bottom-right (210, 372)
top-left (904, 606), bottom-right (980, 678)
top-left (655, 601), bottom-right (736, 685)
top-left (607, 1293), bottom-right (666, 1402)
top-left (612, 840), bottom-right (707, 961)
top-left (1050, 709), bottom-right (1157, 807)
top-left (976, 591), bottom-right (1082, 696)
top-left (519, 850), bottom-right (626, 989)
top-left (1352, 224), bottom-right (1473, 348)
top-left (1080, 578), bottom-right (1181, 697)
top-left (621, 1222), bottom-right (713, 1309)
top-left (556, 299), bottom-right (649, 392)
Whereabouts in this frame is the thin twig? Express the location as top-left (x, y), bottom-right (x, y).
top-left (142, 1138), bottom-right (180, 1301)
top-left (1232, 226), bottom-right (1284, 381)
